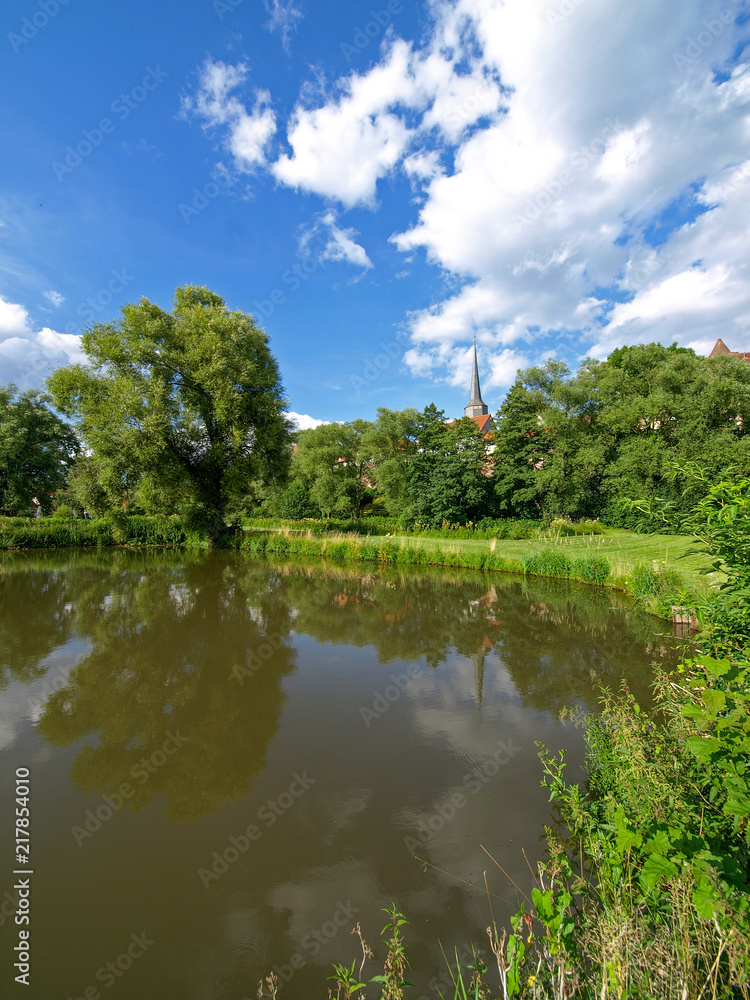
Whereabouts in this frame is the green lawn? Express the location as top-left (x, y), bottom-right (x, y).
top-left (336, 529), bottom-right (717, 591)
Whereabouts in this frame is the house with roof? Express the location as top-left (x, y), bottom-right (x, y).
top-left (709, 339), bottom-right (750, 363)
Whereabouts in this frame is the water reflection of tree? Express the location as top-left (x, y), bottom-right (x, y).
top-left (36, 553), bottom-right (297, 821)
top-left (267, 560), bottom-right (685, 712)
top-left (4, 550), bottom-right (687, 822)
top-left (0, 553), bottom-right (79, 688)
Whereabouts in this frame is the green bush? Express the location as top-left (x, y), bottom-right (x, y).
top-left (549, 518), bottom-right (605, 536)
top-left (630, 561), bottom-right (684, 599)
top-left (572, 554), bottom-right (611, 585)
top-left (522, 549), bottom-right (572, 578)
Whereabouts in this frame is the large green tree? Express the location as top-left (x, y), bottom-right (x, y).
top-left (47, 285), bottom-right (292, 541)
top-left (366, 406), bottom-right (420, 515)
top-left (291, 418), bottom-right (375, 518)
top-left (0, 384), bottom-right (79, 516)
top-left (404, 405), bottom-right (496, 526)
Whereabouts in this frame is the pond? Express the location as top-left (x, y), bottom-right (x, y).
top-left (0, 550), bottom-right (687, 999)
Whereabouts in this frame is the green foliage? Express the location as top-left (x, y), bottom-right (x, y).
top-left (521, 549), bottom-right (572, 579)
top-left (289, 418), bottom-right (375, 518)
top-left (366, 407), bottom-right (421, 515)
top-left (50, 504), bottom-right (74, 520)
top-left (370, 904), bottom-right (413, 999)
top-left (404, 406), bottom-right (496, 527)
top-left (548, 518), bottom-right (605, 536)
top-left (0, 515), bottom-right (205, 550)
top-left (47, 285), bottom-right (292, 542)
top-left (495, 344), bottom-right (750, 526)
top-left (276, 479), bottom-right (319, 519)
top-left (0, 384), bottom-right (79, 516)
top-left (572, 554), bottom-right (610, 585)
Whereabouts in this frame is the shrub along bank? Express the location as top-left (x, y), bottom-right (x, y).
top-left (0, 515), bottom-right (206, 549)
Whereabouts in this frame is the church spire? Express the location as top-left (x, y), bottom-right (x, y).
top-left (465, 335), bottom-right (488, 418)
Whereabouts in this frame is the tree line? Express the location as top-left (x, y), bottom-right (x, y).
top-left (2, 284), bottom-right (750, 537)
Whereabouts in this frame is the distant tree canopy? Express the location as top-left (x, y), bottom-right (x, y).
top-left (47, 285), bottom-right (292, 541)
top-left (270, 404), bottom-right (497, 526)
top-left (290, 418), bottom-right (376, 518)
top-left (0, 385), bottom-right (79, 516)
top-left (23, 319), bottom-right (750, 535)
top-left (493, 343), bottom-right (750, 524)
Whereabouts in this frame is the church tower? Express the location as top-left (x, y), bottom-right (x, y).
top-left (464, 336), bottom-right (489, 418)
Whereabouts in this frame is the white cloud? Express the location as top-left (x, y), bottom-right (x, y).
top-left (390, 0), bottom-right (750, 376)
top-left (403, 150), bottom-right (443, 181)
top-left (42, 290), bottom-right (64, 308)
top-left (273, 41), bottom-right (417, 206)
top-left (286, 411), bottom-right (328, 430)
top-left (263, 0), bottom-right (303, 54)
top-left (301, 211), bottom-right (373, 269)
top-left (0, 295), bottom-right (83, 391)
top-left (185, 0), bottom-right (750, 384)
top-left (182, 59), bottom-right (276, 171)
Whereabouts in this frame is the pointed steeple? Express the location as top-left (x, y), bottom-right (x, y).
top-left (465, 335), bottom-right (488, 418)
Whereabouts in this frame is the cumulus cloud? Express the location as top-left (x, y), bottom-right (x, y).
top-left (185, 0), bottom-right (750, 387)
top-left (286, 411), bottom-right (328, 430)
top-left (273, 41), bottom-right (418, 206)
top-left (182, 59), bottom-right (276, 170)
top-left (391, 0), bottom-right (750, 380)
top-left (0, 295), bottom-right (84, 391)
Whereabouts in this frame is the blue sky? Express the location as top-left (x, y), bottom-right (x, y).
top-left (1, 0), bottom-right (749, 428)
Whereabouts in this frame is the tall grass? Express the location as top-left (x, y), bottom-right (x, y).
top-left (0, 515), bottom-right (206, 549)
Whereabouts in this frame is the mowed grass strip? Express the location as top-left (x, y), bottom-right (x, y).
top-left (257, 526), bottom-right (716, 591)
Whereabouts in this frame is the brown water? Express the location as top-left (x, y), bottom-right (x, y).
top-left (0, 550), bottom-right (686, 1000)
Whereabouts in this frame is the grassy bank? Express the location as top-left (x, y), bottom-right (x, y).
top-left (2, 513), bottom-right (716, 620)
top-left (0, 515), bottom-right (207, 549)
top-left (239, 525), bottom-right (715, 619)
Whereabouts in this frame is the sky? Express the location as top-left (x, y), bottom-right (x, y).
top-left (1, 0), bottom-right (749, 429)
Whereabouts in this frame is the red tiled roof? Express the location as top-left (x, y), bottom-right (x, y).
top-left (470, 413), bottom-right (493, 434)
top-left (710, 339), bottom-right (750, 362)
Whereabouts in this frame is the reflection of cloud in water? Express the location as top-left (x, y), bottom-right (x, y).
top-left (0, 639), bottom-right (89, 750)
top-left (410, 653), bottom-right (529, 768)
top-left (267, 860), bottom-right (380, 961)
